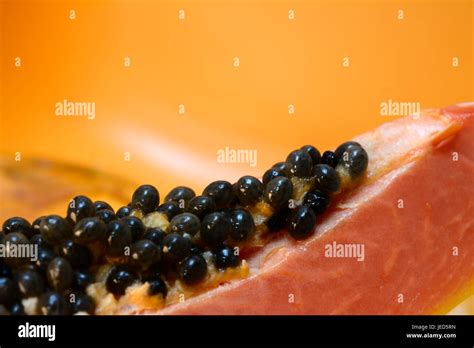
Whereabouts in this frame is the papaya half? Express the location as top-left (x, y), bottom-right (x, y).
top-left (155, 103), bottom-right (474, 315)
top-left (0, 103), bottom-right (473, 315)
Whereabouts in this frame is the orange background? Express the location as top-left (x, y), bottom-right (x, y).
top-left (0, 0), bottom-right (473, 315)
top-left (0, 0), bottom-right (472, 214)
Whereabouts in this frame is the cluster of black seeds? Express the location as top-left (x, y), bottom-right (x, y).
top-left (0, 143), bottom-right (368, 315)
top-left (263, 142), bottom-right (368, 239)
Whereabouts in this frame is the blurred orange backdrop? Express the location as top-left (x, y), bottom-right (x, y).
top-left (0, 0), bottom-right (472, 217)
top-left (0, 0), bottom-right (473, 315)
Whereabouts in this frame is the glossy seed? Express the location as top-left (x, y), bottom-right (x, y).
top-left (67, 195), bottom-right (95, 224)
top-left (169, 213), bottom-right (201, 236)
top-left (312, 164), bottom-right (341, 193)
top-left (35, 247), bottom-right (56, 272)
top-left (264, 177), bottom-right (293, 210)
top-left (156, 202), bottom-right (182, 220)
top-left (2, 217), bottom-right (33, 238)
top-left (213, 245), bottom-right (240, 269)
top-left (72, 292), bottom-right (96, 314)
top-left (95, 209), bottom-right (117, 224)
top-left (202, 181), bottom-right (234, 209)
top-left (30, 234), bottom-right (51, 249)
top-left (15, 268), bottom-right (45, 298)
top-left (131, 184), bottom-right (160, 214)
top-left (130, 239), bottom-right (161, 271)
top-left (147, 278), bottom-right (168, 298)
top-left (10, 302), bottom-right (25, 315)
top-left (116, 206), bottom-right (131, 218)
top-left (164, 186), bottom-right (195, 208)
top-left (303, 190), bottom-right (331, 215)
top-left (186, 195), bottom-right (216, 219)
top-left (121, 216), bottom-right (145, 242)
top-left (143, 228), bottom-right (166, 246)
top-left (31, 216), bottom-right (44, 233)
top-left (105, 220), bottom-right (132, 257)
top-left (321, 150), bottom-right (338, 168)
top-left (288, 205), bottom-right (316, 240)
top-left (234, 176), bottom-right (264, 205)
top-left (57, 240), bottom-right (93, 269)
top-left (3, 232), bottom-right (30, 268)
top-left (272, 162), bottom-right (287, 171)
top-left (39, 292), bottom-right (71, 315)
top-left (179, 254), bottom-right (208, 285)
top-left (262, 167), bottom-right (287, 186)
top-left (334, 141), bottom-right (362, 161)
top-left (190, 243), bottom-right (204, 255)
top-left (46, 257), bottom-right (73, 293)
top-left (105, 266), bottom-right (136, 296)
top-left (40, 215), bottom-right (73, 246)
top-left (230, 209), bottom-right (255, 241)
top-left (301, 145), bottom-right (321, 165)
top-left (337, 144), bottom-right (369, 179)
top-left (73, 217), bottom-right (107, 245)
top-left (200, 212), bottom-right (231, 247)
top-left (161, 233), bottom-right (192, 264)
top-left (72, 270), bottom-right (94, 290)
top-left (285, 149), bottom-right (313, 177)
top-left (94, 200), bottom-right (114, 213)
